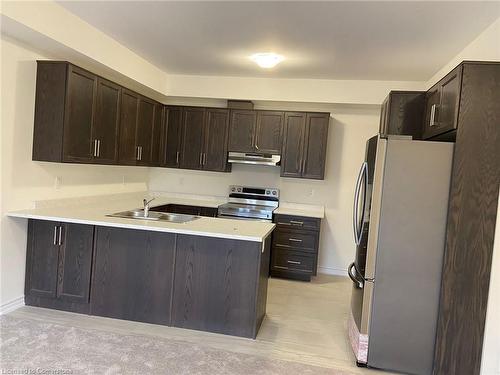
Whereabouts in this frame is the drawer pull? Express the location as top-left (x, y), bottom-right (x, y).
top-left (289, 238), bottom-right (302, 242)
top-left (275, 244), bottom-right (291, 248)
top-left (274, 265), bottom-right (289, 270)
top-left (289, 220), bottom-right (304, 226)
top-left (287, 260), bottom-right (301, 265)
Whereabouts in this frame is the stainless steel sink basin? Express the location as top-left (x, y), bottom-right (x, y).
top-left (107, 209), bottom-right (199, 223)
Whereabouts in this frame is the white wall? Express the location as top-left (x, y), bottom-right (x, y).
top-left (150, 100), bottom-right (380, 275)
top-left (0, 36), bottom-right (149, 308)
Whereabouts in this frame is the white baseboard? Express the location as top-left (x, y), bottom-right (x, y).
top-left (0, 296), bottom-right (25, 315)
top-left (318, 266), bottom-right (347, 277)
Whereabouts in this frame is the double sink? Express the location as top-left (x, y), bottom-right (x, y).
top-left (107, 209), bottom-right (199, 224)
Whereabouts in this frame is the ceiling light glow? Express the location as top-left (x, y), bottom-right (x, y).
top-left (250, 53), bottom-right (284, 68)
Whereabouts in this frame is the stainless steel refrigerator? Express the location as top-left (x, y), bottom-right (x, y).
top-left (348, 135), bottom-right (454, 375)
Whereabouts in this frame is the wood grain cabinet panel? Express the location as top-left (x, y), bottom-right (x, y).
top-left (92, 78), bottom-right (121, 164)
top-left (150, 103), bottom-right (164, 166)
top-left (62, 65), bottom-right (97, 163)
top-left (281, 112), bottom-right (329, 180)
top-left (136, 96), bottom-right (156, 166)
top-left (423, 65), bottom-right (463, 140)
top-left (228, 110), bottom-right (257, 152)
top-left (378, 91), bottom-right (425, 139)
top-left (180, 107), bottom-right (206, 170)
top-left (91, 227), bottom-right (176, 326)
top-left (171, 235), bottom-right (267, 338)
top-left (203, 108), bottom-right (230, 172)
top-left (433, 62), bottom-right (500, 375)
top-left (25, 220), bottom-right (94, 312)
top-left (161, 106), bottom-right (183, 168)
top-left (118, 89), bottom-right (140, 165)
top-left (255, 111), bottom-right (284, 154)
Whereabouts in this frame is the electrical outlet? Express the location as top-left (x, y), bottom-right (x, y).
top-left (54, 176), bottom-right (61, 190)
top-left (309, 188), bottom-right (315, 197)
top-left (122, 176), bottom-right (126, 186)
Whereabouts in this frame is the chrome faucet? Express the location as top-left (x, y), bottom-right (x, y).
top-left (143, 198), bottom-right (155, 218)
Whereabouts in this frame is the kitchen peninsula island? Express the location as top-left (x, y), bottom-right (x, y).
top-left (8, 194), bottom-right (274, 338)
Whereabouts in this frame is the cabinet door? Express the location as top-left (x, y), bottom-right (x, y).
top-left (281, 112), bottom-right (306, 178)
top-left (150, 104), bottom-right (164, 166)
top-left (162, 107), bottom-right (183, 168)
top-left (180, 107), bottom-right (205, 170)
top-left (25, 220), bottom-right (60, 299)
top-left (56, 223), bottom-right (94, 303)
top-left (423, 66), bottom-right (462, 139)
top-left (118, 89), bottom-right (139, 165)
top-left (228, 110), bottom-right (257, 152)
top-left (379, 96), bottom-right (390, 136)
top-left (92, 78), bottom-right (120, 164)
top-left (302, 113), bottom-right (329, 180)
top-left (255, 111), bottom-right (284, 154)
top-left (62, 65), bottom-right (97, 163)
top-left (136, 97), bottom-right (155, 165)
top-left (203, 109), bottom-right (230, 172)
top-left (91, 227), bottom-right (175, 325)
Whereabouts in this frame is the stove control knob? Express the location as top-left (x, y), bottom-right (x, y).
top-left (231, 187), bottom-right (235, 192)
top-left (272, 191), bottom-right (277, 195)
top-left (265, 191), bottom-right (270, 195)
top-left (237, 188), bottom-right (242, 192)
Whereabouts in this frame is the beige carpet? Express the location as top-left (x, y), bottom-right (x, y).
top-left (0, 315), bottom-right (357, 374)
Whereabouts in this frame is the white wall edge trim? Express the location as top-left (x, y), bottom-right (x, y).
top-left (0, 296), bottom-right (25, 315)
top-left (318, 266), bottom-right (347, 277)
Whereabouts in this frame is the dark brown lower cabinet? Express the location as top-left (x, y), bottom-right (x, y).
top-left (91, 227), bottom-right (175, 325)
top-left (171, 235), bottom-right (270, 338)
top-left (25, 220), bottom-right (94, 313)
top-left (270, 214), bottom-right (321, 281)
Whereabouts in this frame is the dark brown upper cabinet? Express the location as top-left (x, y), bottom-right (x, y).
top-left (228, 110), bottom-right (284, 154)
top-left (179, 107), bottom-right (206, 170)
top-left (118, 89), bottom-right (156, 166)
top-left (150, 104), bottom-right (164, 166)
top-left (281, 112), bottom-right (329, 180)
top-left (422, 65), bottom-right (463, 140)
top-left (25, 219), bottom-right (94, 305)
top-left (161, 106), bottom-right (183, 168)
top-left (178, 107), bottom-right (231, 172)
top-left (379, 91), bottom-right (425, 139)
top-left (33, 62), bottom-right (121, 164)
top-left (93, 78), bottom-right (121, 164)
top-left (228, 110), bottom-right (257, 152)
top-left (203, 108), bottom-right (231, 172)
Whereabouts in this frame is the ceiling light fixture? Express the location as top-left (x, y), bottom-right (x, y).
top-left (250, 53), bottom-right (284, 68)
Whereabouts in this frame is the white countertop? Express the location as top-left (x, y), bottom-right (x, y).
top-left (7, 193), bottom-right (274, 242)
top-left (274, 202), bottom-right (325, 219)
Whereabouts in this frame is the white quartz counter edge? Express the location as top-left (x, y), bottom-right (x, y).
top-left (274, 204), bottom-right (325, 219)
top-left (7, 211), bottom-right (275, 243)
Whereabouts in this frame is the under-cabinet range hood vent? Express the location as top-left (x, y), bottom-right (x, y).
top-left (228, 152), bottom-right (280, 166)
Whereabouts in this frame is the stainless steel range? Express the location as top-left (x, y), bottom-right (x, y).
top-left (217, 185), bottom-right (279, 221)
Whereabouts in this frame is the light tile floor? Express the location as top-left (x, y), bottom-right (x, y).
top-left (8, 275), bottom-right (392, 374)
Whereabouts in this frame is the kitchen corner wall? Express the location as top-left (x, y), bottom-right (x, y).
top-left (0, 36), bottom-right (149, 307)
top-left (149, 101), bottom-right (380, 275)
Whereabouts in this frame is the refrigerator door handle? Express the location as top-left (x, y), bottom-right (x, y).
top-left (353, 162), bottom-right (368, 245)
top-left (348, 262), bottom-right (364, 289)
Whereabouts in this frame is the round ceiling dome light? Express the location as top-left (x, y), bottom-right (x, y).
top-left (250, 52), bottom-right (284, 68)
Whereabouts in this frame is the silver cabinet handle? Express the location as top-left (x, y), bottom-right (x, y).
top-left (203, 153), bottom-right (207, 166)
top-left (274, 265), bottom-right (289, 270)
top-left (93, 139), bottom-right (98, 157)
top-left (275, 244), bottom-right (291, 248)
top-left (176, 151), bottom-right (180, 165)
top-left (53, 226), bottom-right (58, 245)
top-left (97, 139), bottom-right (101, 157)
top-left (430, 104), bottom-right (439, 127)
top-left (289, 220), bottom-right (304, 226)
top-left (58, 226), bottom-right (63, 245)
top-left (199, 152), bottom-right (203, 166)
top-left (289, 238), bottom-right (303, 242)
top-left (136, 146), bottom-right (140, 160)
top-left (287, 260), bottom-right (301, 265)
top-left (139, 146), bottom-right (143, 161)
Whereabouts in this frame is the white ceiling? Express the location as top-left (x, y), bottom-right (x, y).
top-left (58, 1), bottom-right (500, 81)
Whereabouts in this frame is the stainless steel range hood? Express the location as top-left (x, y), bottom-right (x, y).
top-left (228, 152), bottom-right (281, 166)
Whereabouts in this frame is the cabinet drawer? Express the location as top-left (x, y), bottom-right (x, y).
top-left (274, 214), bottom-right (320, 231)
top-left (272, 229), bottom-right (318, 253)
top-left (272, 250), bottom-right (314, 274)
